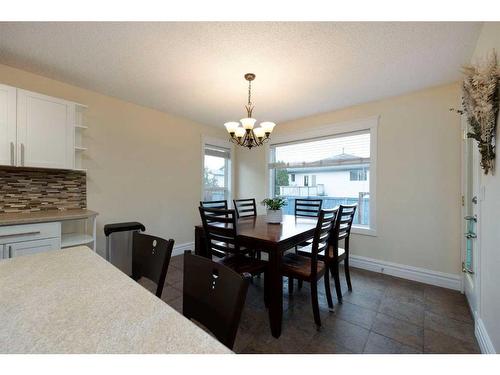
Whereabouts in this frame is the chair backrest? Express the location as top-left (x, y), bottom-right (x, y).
top-left (309, 208), bottom-right (337, 277)
top-left (200, 200), bottom-right (229, 222)
top-left (132, 232), bottom-right (175, 298)
top-left (199, 206), bottom-right (239, 258)
top-left (295, 198), bottom-right (323, 218)
top-left (183, 251), bottom-right (251, 349)
top-left (233, 198), bottom-right (257, 218)
top-left (331, 204), bottom-right (357, 256)
top-left (200, 200), bottom-right (228, 210)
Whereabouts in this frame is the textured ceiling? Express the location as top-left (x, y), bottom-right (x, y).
top-left (0, 22), bottom-right (482, 127)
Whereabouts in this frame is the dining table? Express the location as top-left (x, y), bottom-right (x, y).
top-left (194, 214), bottom-right (318, 338)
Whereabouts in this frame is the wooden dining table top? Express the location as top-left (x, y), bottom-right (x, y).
top-left (196, 214), bottom-right (318, 246)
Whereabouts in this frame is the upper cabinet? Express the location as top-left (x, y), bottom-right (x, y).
top-left (0, 84), bottom-right (85, 171)
top-left (0, 84), bottom-right (17, 166)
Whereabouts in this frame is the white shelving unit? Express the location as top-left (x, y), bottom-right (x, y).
top-left (74, 104), bottom-right (88, 171)
top-left (61, 216), bottom-right (97, 250)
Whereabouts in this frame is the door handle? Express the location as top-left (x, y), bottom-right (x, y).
top-left (464, 215), bottom-right (477, 222)
top-left (10, 142), bottom-right (15, 165)
top-left (462, 262), bottom-right (474, 274)
top-left (8, 245), bottom-right (12, 258)
top-left (465, 233), bottom-right (477, 239)
top-left (472, 196), bottom-right (478, 204)
top-left (21, 143), bottom-right (25, 166)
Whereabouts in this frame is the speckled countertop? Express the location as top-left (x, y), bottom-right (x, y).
top-left (0, 209), bottom-right (98, 226)
top-left (0, 246), bottom-right (232, 354)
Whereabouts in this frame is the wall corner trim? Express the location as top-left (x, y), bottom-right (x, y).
top-left (349, 254), bottom-right (462, 290)
top-left (475, 315), bottom-right (496, 354)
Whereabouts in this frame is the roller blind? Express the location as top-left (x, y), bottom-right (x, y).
top-left (269, 131), bottom-right (370, 169)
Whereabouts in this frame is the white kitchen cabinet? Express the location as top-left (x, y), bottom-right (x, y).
top-left (5, 237), bottom-right (61, 258)
top-left (0, 84), bottom-right (17, 166)
top-left (16, 89), bottom-right (75, 169)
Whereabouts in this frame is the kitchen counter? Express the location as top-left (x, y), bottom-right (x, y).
top-left (0, 246), bottom-right (232, 354)
top-left (0, 209), bottom-right (97, 226)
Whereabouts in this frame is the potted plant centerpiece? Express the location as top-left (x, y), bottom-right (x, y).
top-left (261, 197), bottom-right (287, 224)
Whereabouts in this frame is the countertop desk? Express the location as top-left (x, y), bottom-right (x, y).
top-left (0, 246), bottom-right (231, 354)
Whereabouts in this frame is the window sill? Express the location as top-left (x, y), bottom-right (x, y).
top-left (351, 226), bottom-right (377, 237)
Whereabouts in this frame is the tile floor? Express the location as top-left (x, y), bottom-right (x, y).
top-left (159, 254), bottom-right (480, 354)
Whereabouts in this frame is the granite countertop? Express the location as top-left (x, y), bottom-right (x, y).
top-left (0, 246), bottom-right (232, 354)
top-left (0, 209), bottom-right (98, 226)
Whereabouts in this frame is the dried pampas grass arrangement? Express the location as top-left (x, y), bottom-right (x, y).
top-left (461, 51), bottom-right (499, 175)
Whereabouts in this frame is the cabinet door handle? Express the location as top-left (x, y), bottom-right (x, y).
top-left (10, 142), bottom-right (15, 165)
top-left (8, 245), bottom-right (12, 258)
top-left (21, 143), bottom-right (25, 166)
top-left (0, 231), bottom-right (41, 238)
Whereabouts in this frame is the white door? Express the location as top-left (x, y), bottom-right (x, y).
top-left (462, 118), bottom-right (480, 316)
top-left (17, 89), bottom-right (75, 169)
top-left (6, 237), bottom-right (61, 258)
top-left (0, 84), bottom-right (17, 166)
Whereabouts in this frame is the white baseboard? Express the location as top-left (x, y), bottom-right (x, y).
top-left (172, 241), bottom-right (195, 257)
top-left (349, 254), bottom-right (462, 291)
top-left (474, 314), bottom-right (496, 354)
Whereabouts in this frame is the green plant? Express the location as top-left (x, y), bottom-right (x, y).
top-left (261, 197), bottom-right (287, 210)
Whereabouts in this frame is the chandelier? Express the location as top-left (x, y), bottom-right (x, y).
top-left (224, 73), bottom-right (276, 149)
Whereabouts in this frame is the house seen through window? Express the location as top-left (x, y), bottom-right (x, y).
top-left (269, 131), bottom-right (371, 227)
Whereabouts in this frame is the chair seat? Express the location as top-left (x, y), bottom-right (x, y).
top-left (217, 254), bottom-right (267, 275)
top-left (297, 245), bottom-right (346, 260)
top-left (281, 253), bottom-right (326, 281)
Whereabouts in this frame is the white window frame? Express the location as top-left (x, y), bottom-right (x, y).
top-left (201, 136), bottom-right (234, 204)
top-left (267, 116), bottom-right (378, 236)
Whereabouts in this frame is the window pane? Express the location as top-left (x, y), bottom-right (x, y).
top-left (203, 145), bottom-right (230, 201)
top-left (270, 132), bottom-right (370, 226)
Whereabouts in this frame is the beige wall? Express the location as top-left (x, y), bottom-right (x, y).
top-left (470, 22), bottom-right (500, 352)
top-left (236, 83), bottom-right (462, 275)
top-left (0, 63), bottom-right (227, 254)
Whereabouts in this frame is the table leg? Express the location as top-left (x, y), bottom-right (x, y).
top-left (267, 246), bottom-right (283, 338)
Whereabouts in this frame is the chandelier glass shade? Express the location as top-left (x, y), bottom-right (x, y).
top-left (224, 73), bottom-right (276, 149)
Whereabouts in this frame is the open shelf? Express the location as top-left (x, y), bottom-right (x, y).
top-left (61, 233), bottom-right (94, 248)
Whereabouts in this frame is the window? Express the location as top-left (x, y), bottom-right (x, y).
top-left (203, 144), bottom-right (231, 202)
top-left (269, 120), bottom-right (377, 234)
top-left (350, 169), bottom-right (368, 181)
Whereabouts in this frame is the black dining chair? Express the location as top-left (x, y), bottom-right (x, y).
top-left (233, 198), bottom-right (257, 218)
top-left (200, 200), bottom-right (228, 223)
top-left (183, 251), bottom-right (251, 350)
top-left (281, 208), bottom-right (337, 327)
top-left (295, 198), bottom-right (323, 218)
top-left (131, 232), bottom-right (175, 298)
top-left (198, 206), bottom-right (267, 281)
top-left (329, 204), bottom-right (357, 303)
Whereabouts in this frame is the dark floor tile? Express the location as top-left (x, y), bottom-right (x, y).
top-left (371, 313), bottom-right (423, 350)
top-left (317, 317), bottom-right (370, 353)
top-left (161, 285), bottom-right (182, 302)
top-left (363, 332), bottom-right (422, 354)
top-left (424, 285), bottom-right (466, 305)
top-left (378, 295), bottom-right (425, 326)
top-left (342, 289), bottom-right (382, 311)
top-left (384, 278), bottom-right (425, 303)
top-left (334, 301), bottom-right (377, 330)
top-left (424, 328), bottom-right (480, 354)
top-left (167, 296), bottom-right (183, 313)
top-left (424, 311), bottom-right (476, 345)
top-left (169, 254), bottom-right (184, 270)
top-left (165, 267), bottom-right (183, 285)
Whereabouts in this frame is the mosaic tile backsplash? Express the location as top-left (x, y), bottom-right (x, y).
top-left (0, 167), bottom-right (86, 213)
